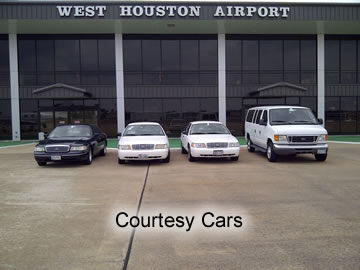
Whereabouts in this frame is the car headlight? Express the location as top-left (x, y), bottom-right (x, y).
top-left (191, 143), bottom-right (206, 148)
top-left (119, 145), bottom-right (131, 150)
top-left (317, 134), bottom-right (328, 142)
top-left (274, 135), bottom-right (288, 142)
top-left (229, 142), bottom-right (240, 147)
top-left (34, 146), bottom-right (45, 152)
top-left (155, 144), bottom-right (168, 149)
top-left (70, 145), bottom-right (88, 151)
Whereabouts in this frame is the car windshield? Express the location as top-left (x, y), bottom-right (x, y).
top-left (123, 125), bottom-right (164, 136)
top-left (270, 108), bottom-right (319, 125)
top-left (190, 123), bottom-right (230, 135)
top-left (49, 125), bottom-right (92, 138)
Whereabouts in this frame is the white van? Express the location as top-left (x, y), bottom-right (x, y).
top-left (244, 106), bottom-right (328, 162)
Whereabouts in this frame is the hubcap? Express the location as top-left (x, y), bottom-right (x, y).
top-left (247, 141), bottom-right (250, 149)
top-left (104, 146), bottom-right (107, 153)
top-left (89, 151), bottom-right (92, 162)
top-left (267, 146), bottom-right (271, 159)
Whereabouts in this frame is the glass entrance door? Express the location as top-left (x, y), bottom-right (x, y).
top-left (55, 111), bottom-right (69, 126)
top-left (40, 111), bottom-right (54, 133)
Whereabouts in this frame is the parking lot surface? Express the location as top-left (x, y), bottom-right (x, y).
top-left (1, 143), bottom-right (360, 270)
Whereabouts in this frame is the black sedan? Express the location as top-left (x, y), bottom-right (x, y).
top-left (34, 124), bottom-right (107, 166)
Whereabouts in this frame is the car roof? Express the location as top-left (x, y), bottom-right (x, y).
top-left (190, 121), bottom-right (223, 125)
top-left (127, 122), bottom-right (161, 126)
top-left (247, 105), bottom-right (309, 110)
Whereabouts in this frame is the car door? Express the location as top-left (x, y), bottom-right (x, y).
top-left (180, 123), bottom-right (191, 151)
top-left (252, 110), bottom-right (261, 146)
top-left (91, 126), bottom-right (104, 154)
top-left (257, 110), bottom-right (268, 149)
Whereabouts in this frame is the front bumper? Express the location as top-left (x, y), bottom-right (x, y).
top-left (190, 147), bottom-right (240, 158)
top-left (273, 143), bottom-right (328, 155)
top-left (118, 149), bottom-right (169, 160)
top-left (34, 151), bottom-right (89, 162)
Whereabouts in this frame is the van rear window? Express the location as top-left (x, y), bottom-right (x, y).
top-left (246, 110), bottom-right (255, 122)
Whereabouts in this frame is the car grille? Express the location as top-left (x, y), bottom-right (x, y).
top-left (288, 136), bottom-right (317, 143)
top-left (207, 142), bottom-right (228, 148)
top-left (132, 144), bottom-right (155, 150)
top-left (45, 145), bottom-right (70, 153)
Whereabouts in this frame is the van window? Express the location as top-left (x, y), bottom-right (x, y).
top-left (246, 110), bottom-right (255, 122)
top-left (253, 110), bottom-right (259, 123)
top-left (256, 110), bottom-right (263, 124)
top-left (262, 110), bottom-right (268, 124)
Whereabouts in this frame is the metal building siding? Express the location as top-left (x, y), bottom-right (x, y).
top-left (326, 85), bottom-right (360, 96)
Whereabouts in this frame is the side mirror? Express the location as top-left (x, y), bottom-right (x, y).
top-left (259, 119), bottom-right (267, 126)
top-left (117, 132), bottom-right (122, 137)
top-left (317, 118), bottom-right (323, 125)
top-left (181, 131), bottom-right (186, 135)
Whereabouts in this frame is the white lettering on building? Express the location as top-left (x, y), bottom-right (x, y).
top-left (56, 5), bottom-right (290, 19)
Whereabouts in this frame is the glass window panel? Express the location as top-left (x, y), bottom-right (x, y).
top-left (84, 99), bottom-right (99, 107)
top-left (123, 40), bottom-right (142, 72)
top-left (125, 98), bottom-right (143, 113)
top-left (325, 97), bottom-right (340, 134)
top-left (0, 99), bottom-right (12, 139)
top-left (37, 40), bottom-right (54, 71)
top-left (284, 72), bottom-right (299, 84)
top-left (181, 73), bottom-right (199, 84)
top-left (301, 40), bottom-right (316, 71)
top-left (200, 72), bottom-right (217, 85)
top-left (257, 98), bottom-right (285, 105)
top-left (37, 73), bottom-right (55, 85)
top-left (260, 72), bottom-right (282, 84)
top-left (162, 40), bottom-right (180, 71)
top-left (142, 40), bottom-right (161, 71)
top-left (162, 73), bottom-right (181, 85)
top-left (20, 99), bottom-right (39, 139)
top-left (143, 73), bottom-right (161, 84)
top-left (99, 72), bottom-right (116, 85)
top-left (284, 40), bottom-right (300, 71)
top-left (243, 73), bottom-right (258, 84)
top-left (301, 97), bottom-right (317, 115)
top-left (144, 99), bottom-right (162, 112)
top-left (55, 40), bottom-right (80, 71)
top-left (81, 73), bottom-right (98, 85)
top-left (260, 40), bottom-right (283, 71)
top-left (341, 40), bottom-right (356, 71)
top-left (286, 97), bottom-right (300, 105)
top-left (325, 71), bottom-right (340, 84)
top-left (100, 99), bottom-right (117, 136)
top-left (80, 40), bottom-right (98, 71)
top-left (18, 40), bottom-right (36, 71)
top-left (124, 73), bottom-right (142, 85)
top-left (226, 40), bottom-right (242, 71)
top-left (39, 99), bottom-right (53, 107)
top-left (200, 40), bottom-right (217, 71)
top-left (55, 73), bottom-right (80, 85)
top-left (181, 40), bottom-right (199, 71)
top-left (226, 73), bottom-right (241, 85)
top-left (325, 40), bottom-right (340, 71)
top-left (243, 40), bottom-right (258, 71)
top-left (99, 40), bottom-right (115, 71)
top-left (0, 40), bottom-right (9, 71)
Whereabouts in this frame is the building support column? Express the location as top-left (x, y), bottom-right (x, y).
top-left (115, 34), bottom-right (125, 134)
top-left (317, 34), bottom-right (325, 125)
top-left (9, 34), bottom-right (20, 141)
top-left (218, 34), bottom-right (226, 125)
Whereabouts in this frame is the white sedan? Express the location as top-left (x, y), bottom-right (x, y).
top-left (180, 121), bottom-right (240, 162)
top-left (118, 122), bottom-right (170, 164)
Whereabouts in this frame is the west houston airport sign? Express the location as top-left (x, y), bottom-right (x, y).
top-left (56, 5), bottom-right (291, 19)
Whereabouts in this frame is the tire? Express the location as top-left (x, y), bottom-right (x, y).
top-left (315, 153), bottom-right (327, 161)
top-left (187, 145), bottom-right (195, 162)
top-left (100, 143), bottom-right (107, 156)
top-left (181, 145), bottom-right (187, 154)
top-left (84, 148), bottom-right (93, 165)
top-left (247, 138), bottom-right (255, 152)
top-left (37, 161), bottom-right (46, 166)
top-left (118, 158), bottom-right (125, 164)
top-left (163, 151), bottom-right (170, 163)
top-left (231, 156), bottom-right (239, 161)
top-left (266, 142), bottom-right (277, 162)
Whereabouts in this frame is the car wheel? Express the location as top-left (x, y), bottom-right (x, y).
top-left (84, 148), bottom-right (93, 165)
top-left (37, 161), bottom-right (46, 166)
top-left (231, 156), bottom-right (239, 161)
top-left (181, 145), bottom-right (187, 154)
top-left (163, 150), bottom-right (171, 163)
top-left (247, 138), bottom-right (255, 152)
top-left (266, 142), bottom-right (277, 162)
top-left (187, 145), bottom-right (195, 162)
top-left (100, 143), bottom-right (107, 156)
top-left (315, 153), bottom-right (327, 161)
top-left (118, 158), bottom-right (125, 164)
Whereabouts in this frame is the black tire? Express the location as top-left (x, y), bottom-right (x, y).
top-left (181, 145), bottom-right (187, 154)
top-left (118, 158), bottom-right (125, 164)
top-left (100, 143), bottom-right (107, 156)
top-left (247, 138), bottom-right (255, 152)
top-left (163, 151), bottom-right (171, 163)
top-left (37, 161), bottom-right (46, 166)
top-left (187, 145), bottom-right (195, 162)
top-left (315, 153), bottom-right (327, 161)
top-left (231, 156), bottom-right (239, 161)
top-left (84, 148), bottom-right (93, 165)
top-left (266, 142), bottom-right (277, 162)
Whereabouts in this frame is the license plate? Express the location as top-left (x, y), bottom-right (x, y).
top-left (317, 149), bottom-right (327, 154)
top-left (139, 154), bottom-right (148, 159)
top-left (213, 150), bottom-right (224, 156)
top-left (51, 155), bottom-right (61, 161)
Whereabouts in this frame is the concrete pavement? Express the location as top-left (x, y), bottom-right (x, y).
top-left (0, 143), bottom-right (360, 270)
